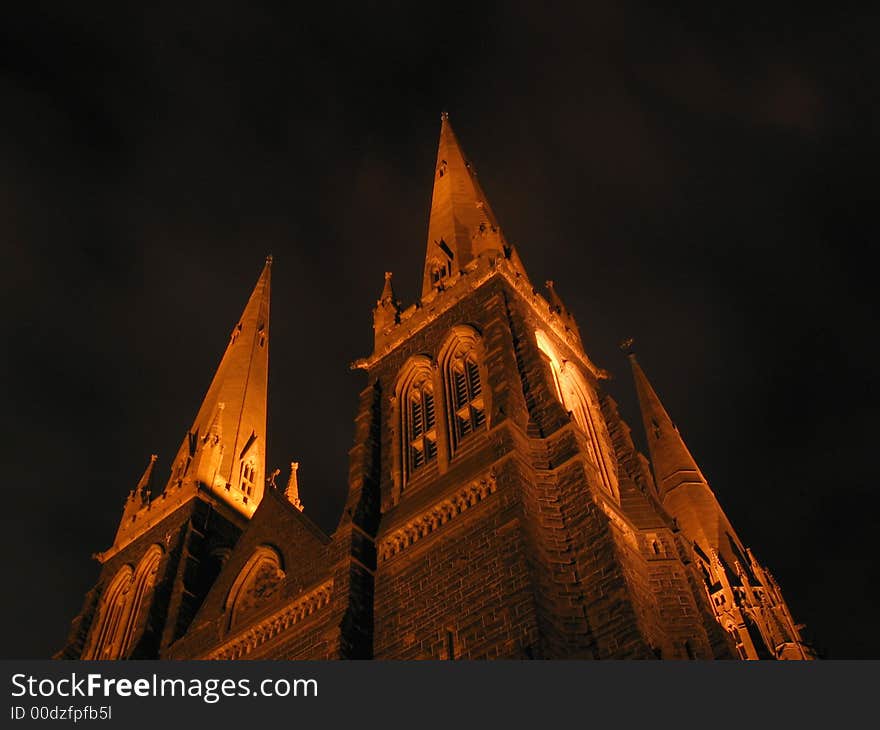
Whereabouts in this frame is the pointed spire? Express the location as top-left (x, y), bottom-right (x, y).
top-left (165, 257), bottom-right (272, 516)
top-left (624, 344), bottom-right (706, 499)
top-left (135, 454), bottom-right (158, 505)
top-left (422, 113), bottom-right (518, 297)
top-left (379, 270), bottom-right (396, 305)
top-left (283, 461), bottom-right (304, 512)
top-left (373, 271), bottom-right (401, 341)
top-left (373, 271), bottom-right (401, 342)
top-left (624, 342), bottom-right (744, 568)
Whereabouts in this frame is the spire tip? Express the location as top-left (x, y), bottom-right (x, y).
top-left (619, 337), bottom-right (636, 356)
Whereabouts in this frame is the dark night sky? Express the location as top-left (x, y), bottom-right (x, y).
top-left (2, 3), bottom-right (877, 659)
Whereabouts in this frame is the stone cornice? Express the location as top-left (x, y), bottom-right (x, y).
top-left (377, 473), bottom-right (498, 562)
top-left (203, 578), bottom-right (334, 660)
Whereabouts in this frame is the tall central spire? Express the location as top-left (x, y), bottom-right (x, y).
top-left (422, 112), bottom-right (509, 297)
top-left (166, 257), bottom-right (272, 516)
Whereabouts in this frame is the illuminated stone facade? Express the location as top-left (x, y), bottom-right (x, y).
top-left (57, 115), bottom-right (813, 661)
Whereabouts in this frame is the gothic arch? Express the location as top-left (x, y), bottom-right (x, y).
top-left (118, 545), bottom-right (163, 656)
top-left (535, 330), bottom-right (618, 499)
top-left (438, 325), bottom-right (489, 452)
top-left (83, 565), bottom-right (133, 660)
top-left (225, 545), bottom-right (286, 631)
top-left (83, 544), bottom-right (164, 660)
top-left (393, 355), bottom-right (440, 488)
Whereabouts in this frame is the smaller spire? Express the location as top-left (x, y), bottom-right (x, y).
top-left (136, 454), bottom-right (158, 506)
top-left (373, 271), bottom-right (401, 342)
top-left (283, 461), bottom-right (304, 512)
top-left (379, 271), bottom-right (396, 306)
top-left (627, 349), bottom-right (745, 570)
top-left (627, 350), bottom-right (707, 499)
top-left (164, 257), bottom-right (272, 515)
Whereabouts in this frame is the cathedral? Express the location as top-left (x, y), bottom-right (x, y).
top-left (57, 114), bottom-right (814, 661)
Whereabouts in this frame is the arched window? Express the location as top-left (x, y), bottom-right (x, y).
top-left (535, 330), bottom-right (618, 498)
top-left (440, 327), bottom-right (487, 451)
top-left (84, 565), bottom-right (133, 660)
top-left (395, 358), bottom-right (439, 484)
top-left (83, 544), bottom-right (163, 660)
top-left (118, 546), bottom-right (163, 656)
top-left (226, 545), bottom-right (285, 630)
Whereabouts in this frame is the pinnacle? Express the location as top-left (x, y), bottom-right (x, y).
top-left (284, 461), bottom-right (304, 512)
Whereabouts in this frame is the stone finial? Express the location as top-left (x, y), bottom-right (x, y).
top-left (619, 337), bottom-right (635, 356)
top-left (284, 461), bottom-right (304, 512)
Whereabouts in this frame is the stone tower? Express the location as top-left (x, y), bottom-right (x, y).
top-left (357, 113), bottom-right (727, 659)
top-left (56, 258), bottom-right (272, 659)
top-left (57, 115), bottom-right (812, 660)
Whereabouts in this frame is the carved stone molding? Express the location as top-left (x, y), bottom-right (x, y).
top-left (378, 473), bottom-right (498, 562)
top-left (204, 579), bottom-right (334, 660)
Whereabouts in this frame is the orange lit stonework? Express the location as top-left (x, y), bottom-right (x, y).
top-left (57, 116), bottom-right (813, 660)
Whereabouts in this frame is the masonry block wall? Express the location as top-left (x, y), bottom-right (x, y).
top-left (58, 265), bottom-right (807, 661)
top-left (57, 497), bottom-right (244, 660)
top-left (364, 274), bottom-right (708, 659)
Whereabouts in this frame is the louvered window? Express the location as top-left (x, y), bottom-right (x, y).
top-left (451, 354), bottom-right (485, 444)
top-left (240, 462), bottom-right (256, 496)
top-left (407, 380), bottom-right (437, 475)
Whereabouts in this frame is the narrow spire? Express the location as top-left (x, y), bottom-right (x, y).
top-left (422, 113), bottom-right (519, 297)
top-left (379, 270), bottom-right (396, 305)
top-left (136, 454), bottom-right (158, 505)
top-left (283, 461), bottom-right (304, 512)
top-left (373, 271), bottom-right (401, 341)
top-left (165, 257), bottom-right (272, 516)
top-left (625, 344), bottom-right (744, 568)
